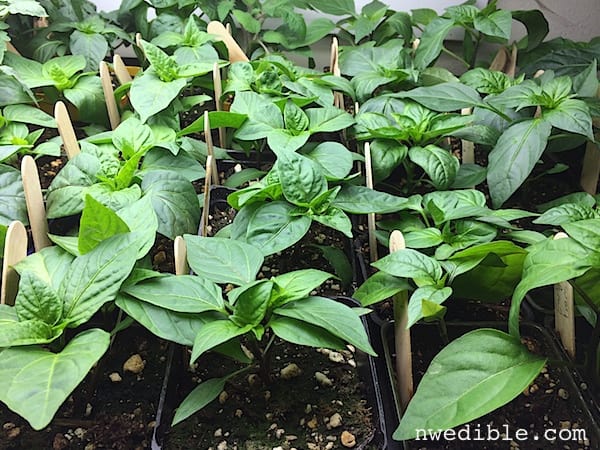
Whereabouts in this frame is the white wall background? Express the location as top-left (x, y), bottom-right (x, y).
top-left (93, 0), bottom-right (600, 42)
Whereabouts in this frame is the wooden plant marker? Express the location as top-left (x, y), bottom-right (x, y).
top-left (1, 221), bottom-right (27, 306)
top-left (364, 143), bottom-right (378, 262)
top-left (460, 107), bottom-right (474, 164)
top-left (21, 156), bottom-right (51, 251)
top-left (488, 47), bottom-right (509, 72)
top-left (506, 44), bottom-right (518, 79)
top-left (135, 33), bottom-right (144, 54)
top-left (200, 155), bottom-right (214, 238)
top-left (6, 42), bottom-right (20, 55)
top-left (389, 230), bottom-right (414, 412)
top-left (113, 54), bottom-right (133, 86)
top-left (213, 62), bottom-right (226, 148)
top-left (553, 232), bottom-right (576, 358)
top-left (330, 37), bottom-right (344, 110)
top-left (55, 101), bottom-right (80, 159)
top-left (207, 21), bottom-right (249, 63)
top-left (174, 236), bottom-right (189, 276)
top-left (204, 111), bottom-right (220, 186)
top-left (100, 61), bottom-right (121, 130)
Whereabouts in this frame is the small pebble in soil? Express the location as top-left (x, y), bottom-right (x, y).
top-left (74, 427), bottom-right (86, 439)
top-left (234, 409), bottom-right (243, 418)
top-left (247, 374), bottom-right (259, 386)
top-left (85, 402), bottom-right (93, 416)
top-left (280, 363), bottom-right (301, 379)
top-left (315, 371), bottom-right (333, 387)
top-left (217, 441), bottom-right (228, 450)
top-left (84, 443), bottom-right (96, 450)
top-left (347, 358), bottom-right (357, 368)
top-left (5, 425), bottom-right (20, 439)
top-left (558, 388), bottom-right (569, 399)
top-left (340, 430), bottom-right (356, 448)
top-left (327, 413), bottom-right (342, 429)
top-left (264, 390), bottom-right (271, 401)
top-left (53, 433), bottom-right (69, 450)
top-left (109, 372), bottom-right (122, 382)
top-left (123, 354), bottom-right (145, 374)
top-left (307, 416), bottom-right (318, 429)
top-left (275, 428), bottom-right (285, 439)
top-left (214, 428), bottom-right (223, 437)
top-left (328, 351), bottom-right (345, 363)
top-left (153, 251), bottom-right (166, 265)
top-left (305, 404), bottom-right (312, 414)
top-left (219, 390), bottom-right (229, 404)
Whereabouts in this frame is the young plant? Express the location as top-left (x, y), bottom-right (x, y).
top-left (0, 231), bottom-right (142, 430)
top-left (117, 236), bottom-right (376, 425)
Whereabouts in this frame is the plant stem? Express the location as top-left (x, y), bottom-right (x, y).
top-left (438, 318), bottom-right (449, 345)
top-left (440, 47), bottom-right (470, 69)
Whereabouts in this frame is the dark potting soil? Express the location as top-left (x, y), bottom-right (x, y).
top-left (390, 323), bottom-right (598, 450)
top-left (0, 325), bottom-right (167, 450)
top-left (163, 339), bottom-right (379, 450)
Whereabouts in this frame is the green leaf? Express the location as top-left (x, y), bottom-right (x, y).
top-left (487, 119), bottom-right (552, 208)
top-left (184, 235), bottom-right (263, 285)
top-left (277, 151), bottom-right (327, 207)
top-left (270, 269), bottom-right (333, 307)
top-left (283, 100), bottom-right (309, 133)
top-left (116, 294), bottom-right (220, 347)
top-left (69, 30), bottom-right (108, 72)
top-left (310, 245), bottom-right (353, 289)
top-left (224, 168), bottom-right (266, 188)
top-left (130, 70), bottom-right (187, 122)
top-left (407, 286), bottom-right (452, 327)
top-left (301, 142), bottom-right (354, 181)
top-left (408, 145), bottom-right (459, 190)
top-left (369, 140), bottom-right (407, 183)
top-left (404, 228), bottom-right (444, 249)
top-left (190, 320), bottom-right (252, 363)
top-left (544, 99), bottom-right (594, 140)
top-left (231, 280), bottom-right (273, 327)
top-left (3, 105), bottom-right (56, 128)
top-left (473, 10), bottom-right (511, 40)
top-left (451, 163), bottom-right (487, 189)
top-left (274, 296), bottom-right (375, 355)
top-left (178, 111), bottom-right (247, 137)
top-left (64, 75), bottom-right (108, 125)
top-left (414, 17), bottom-right (456, 69)
top-left (563, 219), bottom-right (600, 253)
top-left (534, 204), bottom-right (598, 225)
top-left (307, 107), bottom-right (355, 134)
top-left (112, 117), bottom-right (155, 157)
top-left (60, 233), bottom-right (139, 327)
top-left (124, 275), bottom-right (225, 313)
top-left (394, 329), bottom-right (545, 440)
top-left (309, 0), bottom-right (355, 16)
top-left (14, 246), bottom-right (74, 290)
top-left (0, 329), bottom-right (110, 430)
top-left (0, 164), bottom-right (28, 226)
top-left (269, 316), bottom-right (345, 349)
top-left (141, 148), bottom-right (205, 182)
top-left (311, 206), bottom-right (352, 238)
top-left (13, 272), bottom-right (60, 326)
top-left (354, 271), bottom-right (411, 307)
top-left (333, 185), bottom-right (414, 214)
top-left (396, 82), bottom-right (483, 111)
top-left (172, 377), bottom-right (228, 426)
top-left (572, 60), bottom-right (599, 97)
top-left (372, 248), bottom-right (442, 285)
top-left (3, 53), bottom-right (51, 89)
top-left (511, 10), bottom-right (548, 52)
top-left (78, 195), bottom-right (130, 255)
top-left (232, 9), bottom-right (260, 34)
top-left (245, 201), bottom-right (312, 255)
top-left (141, 170), bottom-right (200, 239)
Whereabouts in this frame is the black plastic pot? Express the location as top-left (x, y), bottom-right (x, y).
top-left (381, 320), bottom-right (600, 449)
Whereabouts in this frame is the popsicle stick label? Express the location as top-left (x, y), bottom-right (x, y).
top-left (55, 101), bottom-right (80, 159)
top-left (364, 142), bottom-right (378, 263)
top-left (1, 221), bottom-right (27, 306)
top-left (21, 156), bottom-right (51, 252)
top-left (174, 236), bottom-right (189, 276)
top-left (204, 111), bottom-right (220, 186)
top-left (553, 232), bottom-right (575, 358)
top-left (100, 61), bottom-right (121, 130)
top-left (113, 54), bottom-right (133, 85)
top-left (213, 63), bottom-right (226, 148)
top-left (207, 21), bottom-right (249, 63)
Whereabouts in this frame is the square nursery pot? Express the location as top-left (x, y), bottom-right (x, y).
top-left (150, 297), bottom-right (391, 450)
top-left (150, 186), bottom-right (390, 449)
top-left (381, 320), bottom-right (600, 450)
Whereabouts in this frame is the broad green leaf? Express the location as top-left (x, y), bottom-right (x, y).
top-left (534, 204), bottom-right (598, 225)
top-left (141, 170), bottom-right (200, 239)
top-left (3, 105), bottom-right (56, 128)
top-left (69, 30), bottom-right (108, 72)
top-left (284, 100), bottom-right (309, 133)
top-left (309, 0), bottom-right (355, 16)
top-left (232, 9), bottom-right (260, 34)
top-left (3, 53), bottom-right (51, 89)
top-left (307, 107), bottom-right (355, 134)
top-left (14, 272), bottom-right (62, 326)
top-left (190, 320), bottom-right (252, 363)
top-left (63, 75), bottom-right (108, 125)
top-left (245, 201), bottom-right (312, 255)
top-left (78, 195), bottom-right (130, 255)
top-left (130, 70), bottom-right (187, 122)
top-left (563, 219), bottom-right (600, 253)
top-left (394, 329), bottom-right (545, 440)
top-left (60, 233), bottom-right (139, 327)
top-left (0, 329), bottom-right (110, 430)
top-left (572, 60), bottom-right (599, 98)
top-left (124, 275), bottom-right (225, 313)
top-left (396, 82), bottom-right (483, 111)
top-left (310, 245), bottom-right (353, 288)
top-left (354, 271), bottom-right (411, 307)
top-left (414, 17), bottom-right (456, 70)
top-left (511, 10), bottom-right (548, 52)
top-left (184, 235), bottom-right (263, 285)
top-left (116, 195), bottom-right (159, 259)
top-left (370, 140), bottom-right (407, 183)
top-left (269, 316), bottom-right (345, 349)
top-left (473, 10), bottom-right (511, 40)
top-left (178, 111), bottom-right (247, 137)
top-left (172, 377), bottom-right (227, 426)
top-left (311, 206), bottom-right (352, 238)
top-left (274, 296), bottom-right (375, 356)
top-left (231, 280), bottom-right (273, 327)
top-left (224, 168), bottom-right (266, 188)
top-left (407, 286), bottom-right (452, 327)
top-left (544, 99), bottom-right (594, 140)
top-left (112, 117), bottom-right (155, 157)
top-left (141, 148), bottom-right (205, 182)
top-left (270, 269), bottom-right (333, 307)
top-left (372, 248), bottom-right (443, 285)
top-left (302, 142), bottom-right (354, 181)
top-left (404, 228), bottom-right (444, 249)
top-left (0, 164), bottom-right (28, 226)
top-left (408, 145), bottom-right (459, 190)
top-left (277, 152), bottom-right (327, 207)
top-left (333, 185), bottom-right (414, 214)
top-left (451, 163), bottom-right (487, 189)
top-left (14, 246), bottom-right (74, 290)
top-left (0, 317), bottom-right (57, 347)
top-left (487, 119), bottom-right (552, 208)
